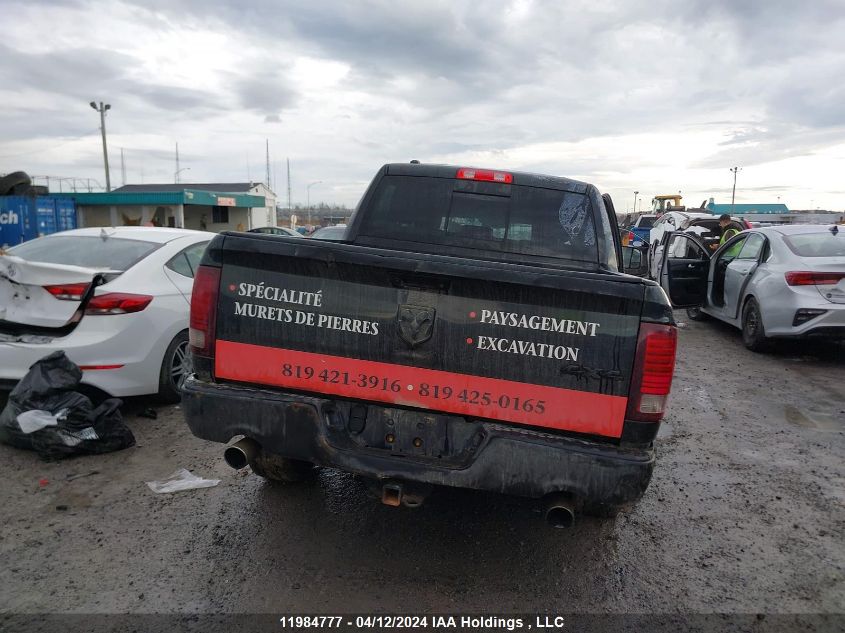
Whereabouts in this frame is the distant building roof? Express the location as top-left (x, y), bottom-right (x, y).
top-left (58, 189), bottom-right (265, 208)
top-left (113, 182), bottom-right (267, 194)
top-left (707, 202), bottom-right (790, 215)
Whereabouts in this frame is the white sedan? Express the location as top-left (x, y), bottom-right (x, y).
top-left (0, 227), bottom-right (214, 402)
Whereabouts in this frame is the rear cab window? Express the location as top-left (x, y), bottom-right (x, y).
top-left (356, 174), bottom-right (601, 266)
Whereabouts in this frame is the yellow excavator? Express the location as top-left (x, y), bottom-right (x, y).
top-left (651, 193), bottom-right (708, 213)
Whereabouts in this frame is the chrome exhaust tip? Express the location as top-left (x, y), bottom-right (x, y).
top-left (224, 437), bottom-right (259, 470)
top-left (544, 494), bottom-right (576, 529)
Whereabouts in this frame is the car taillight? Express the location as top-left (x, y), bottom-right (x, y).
top-left (189, 265), bottom-right (221, 357)
top-left (85, 293), bottom-right (153, 315)
top-left (456, 167), bottom-right (513, 184)
top-left (785, 271), bottom-right (845, 286)
top-left (626, 323), bottom-right (678, 423)
top-left (44, 283), bottom-right (90, 300)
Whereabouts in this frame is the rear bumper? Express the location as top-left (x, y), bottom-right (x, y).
top-left (182, 378), bottom-right (655, 506)
top-left (0, 313), bottom-right (179, 397)
top-left (766, 303), bottom-right (845, 338)
top-left (760, 286), bottom-right (845, 338)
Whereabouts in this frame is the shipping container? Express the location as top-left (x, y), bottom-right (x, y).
top-left (0, 196), bottom-right (76, 248)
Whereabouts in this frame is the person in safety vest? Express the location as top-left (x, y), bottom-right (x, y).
top-left (718, 214), bottom-right (739, 245)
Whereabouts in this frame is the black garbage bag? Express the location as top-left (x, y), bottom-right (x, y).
top-left (0, 351), bottom-right (135, 460)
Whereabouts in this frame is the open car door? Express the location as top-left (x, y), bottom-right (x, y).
top-left (659, 232), bottom-right (710, 307)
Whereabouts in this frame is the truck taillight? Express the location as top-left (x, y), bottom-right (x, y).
top-left (85, 293), bottom-right (153, 314)
top-left (626, 323), bottom-right (677, 423)
top-left (189, 265), bottom-right (221, 357)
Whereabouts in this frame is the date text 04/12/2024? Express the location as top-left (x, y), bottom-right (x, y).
top-left (277, 615), bottom-right (567, 629)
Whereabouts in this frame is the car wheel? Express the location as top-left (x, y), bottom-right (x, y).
top-left (158, 330), bottom-right (190, 403)
top-left (250, 449), bottom-right (315, 482)
top-left (742, 298), bottom-right (770, 352)
top-left (686, 306), bottom-right (708, 321)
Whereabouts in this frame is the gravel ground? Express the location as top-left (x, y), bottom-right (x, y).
top-left (0, 312), bottom-right (842, 631)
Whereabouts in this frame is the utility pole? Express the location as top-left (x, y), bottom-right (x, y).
top-left (120, 148), bottom-right (126, 186)
top-left (265, 139), bottom-right (271, 188)
top-left (730, 166), bottom-right (741, 214)
top-left (286, 158), bottom-right (291, 211)
top-left (175, 142), bottom-right (181, 184)
top-left (89, 101), bottom-right (112, 191)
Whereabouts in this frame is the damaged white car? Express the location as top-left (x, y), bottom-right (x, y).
top-left (0, 227), bottom-right (213, 402)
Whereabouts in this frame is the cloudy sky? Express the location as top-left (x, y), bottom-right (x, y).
top-left (1, 0), bottom-right (844, 211)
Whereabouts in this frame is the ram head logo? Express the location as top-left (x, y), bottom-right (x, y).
top-left (397, 304), bottom-right (435, 348)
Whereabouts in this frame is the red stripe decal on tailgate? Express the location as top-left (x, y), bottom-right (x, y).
top-left (215, 340), bottom-right (627, 437)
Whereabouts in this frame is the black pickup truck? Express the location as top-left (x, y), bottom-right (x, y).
top-left (183, 163), bottom-right (677, 526)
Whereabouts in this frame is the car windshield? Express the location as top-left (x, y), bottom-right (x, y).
top-left (783, 232), bottom-right (845, 257)
top-left (358, 175), bottom-right (598, 263)
top-left (8, 235), bottom-right (159, 270)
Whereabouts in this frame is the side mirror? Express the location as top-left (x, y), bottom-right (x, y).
top-left (622, 245), bottom-right (647, 276)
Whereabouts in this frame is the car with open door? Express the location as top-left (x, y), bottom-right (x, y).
top-left (659, 224), bottom-right (845, 350)
top-left (648, 211), bottom-right (749, 280)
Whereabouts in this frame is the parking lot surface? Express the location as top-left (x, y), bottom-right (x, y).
top-left (1, 312), bottom-right (843, 626)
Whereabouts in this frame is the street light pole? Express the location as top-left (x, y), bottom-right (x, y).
top-left (175, 167), bottom-right (191, 184)
top-left (633, 191), bottom-right (639, 215)
top-left (90, 101), bottom-right (112, 191)
top-left (730, 166), bottom-right (741, 214)
top-left (306, 180), bottom-right (322, 227)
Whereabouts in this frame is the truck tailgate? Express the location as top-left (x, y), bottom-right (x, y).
top-left (212, 236), bottom-right (645, 439)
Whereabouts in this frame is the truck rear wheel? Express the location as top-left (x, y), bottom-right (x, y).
top-left (250, 449), bottom-right (315, 482)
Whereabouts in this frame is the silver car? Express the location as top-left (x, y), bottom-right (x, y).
top-left (659, 224), bottom-right (845, 350)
